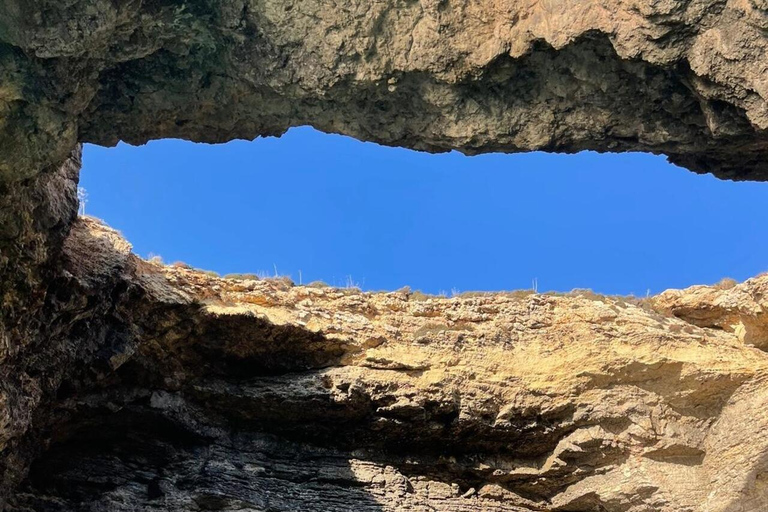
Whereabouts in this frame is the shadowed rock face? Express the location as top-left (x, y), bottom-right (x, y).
top-left (1, 0), bottom-right (767, 181)
top-left (2, 2), bottom-right (768, 510)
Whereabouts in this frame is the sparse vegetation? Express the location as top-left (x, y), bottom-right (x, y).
top-left (271, 275), bottom-right (295, 288)
top-left (344, 275), bottom-right (361, 290)
top-left (715, 277), bottom-right (738, 290)
top-left (218, 268), bottom-right (296, 286)
top-left (307, 280), bottom-right (330, 288)
top-left (77, 187), bottom-right (88, 215)
top-left (457, 289), bottom-right (536, 299)
top-left (147, 253), bottom-right (163, 265)
top-left (566, 288), bottom-right (604, 300)
top-left (409, 290), bottom-right (433, 301)
top-left (223, 273), bottom-right (260, 280)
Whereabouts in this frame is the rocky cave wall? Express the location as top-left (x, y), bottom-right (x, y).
top-left (2, 1), bottom-right (768, 511)
top-left (1, 0), bottom-right (768, 182)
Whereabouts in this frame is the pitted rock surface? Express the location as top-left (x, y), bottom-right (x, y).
top-left (1, 0), bottom-right (768, 181)
top-left (4, 216), bottom-right (768, 511)
top-left (3, 2), bottom-right (768, 510)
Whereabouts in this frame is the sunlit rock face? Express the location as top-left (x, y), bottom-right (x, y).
top-left (2, 1), bottom-right (768, 510)
top-left (1, 0), bottom-right (768, 182)
top-left (3, 215), bottom-right (768, 511)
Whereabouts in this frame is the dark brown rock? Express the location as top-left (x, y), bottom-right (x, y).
top-left (1, 0), bottom-right (767, 182)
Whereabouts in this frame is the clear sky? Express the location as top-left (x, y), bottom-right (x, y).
top-left (81, 126), bottom-right (768, 296)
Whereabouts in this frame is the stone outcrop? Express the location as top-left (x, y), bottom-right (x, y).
top-left (2, 1), bottom-right (768, 510)
top-left (1, 0), bottom-right (768, 181)
top-left (3, 213), bottom-right (768, 511)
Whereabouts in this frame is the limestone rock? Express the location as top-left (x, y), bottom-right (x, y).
top-left (1, 0), bottom-right (768, 181)
top-left (2, 2), bottom-right (768, 510)
top-left (4, 216), bottom-right (768, 511)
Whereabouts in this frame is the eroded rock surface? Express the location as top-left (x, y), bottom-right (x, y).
top-left (2, 2), bottom-right (768, 510)
top-left (3, 216), bottom-right (768, 511)
top-left (1, 0), bottom-right (768, 181)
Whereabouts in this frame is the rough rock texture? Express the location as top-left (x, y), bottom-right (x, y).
top-left (1, 0), bottom-right (768, 182)
top-left (3, 2), bottom-right (768, 510)
top-left (2, 214), bottom-right (768, 511)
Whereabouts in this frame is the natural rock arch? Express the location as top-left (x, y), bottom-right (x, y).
top-left (3, 1), bottom-right (768, 511)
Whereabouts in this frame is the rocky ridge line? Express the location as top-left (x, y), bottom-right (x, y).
top-left (3, 214), bottom-right (768, 511)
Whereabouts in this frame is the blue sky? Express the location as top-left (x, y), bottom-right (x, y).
top-left (80, 126), bottom-right (768, 296)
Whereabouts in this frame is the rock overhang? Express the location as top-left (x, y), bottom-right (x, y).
top-left (1, 0), bottom-right (767, 182)
top-left (3, 2), bottom-right (768, 510)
